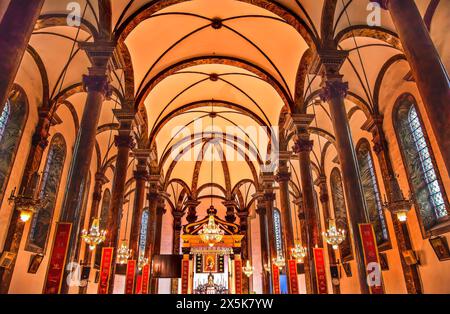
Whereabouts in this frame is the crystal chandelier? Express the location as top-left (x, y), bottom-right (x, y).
top-left (323, 219), bottom-right (346, 250)
top-left (117, 240), bottom-right (132, 264)
top-left (81, 218), bottom-right (107, 251)
top-left (138, 251), bottom-right (148, 270)
top-left (291, 244), bottom-right (307, 263)
top-left (242, 260), bottom-right (254, 278)
top-left (199, 213), bottom-right (224, 247)
top-left (272, 254), bottom-right (286, 269)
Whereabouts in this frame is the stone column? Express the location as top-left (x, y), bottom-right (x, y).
top-left (186, 198), bottom-right (200, 223)
top-left (374, 0), bottom-right (450, 177)
top-left (315, 176), bottom-right (341, 294)
top-left (275, 154), bottom-right (296, 293)
top-left (129, 150), bottom-right (150, 260)
top-left (79, 172), bottom-right (109, 294)
top-left (362, 115), bottom-right (422, 294)
top-left (0, 110), bottom-right (52, 293)
top-left (150, 201), bottom-right (166, 294)
top-left (58, 41), bottom-right (115, 294)
top-left (105, 111), bottom-right (136, 294)
top-left (256, 199), bottom-right (270, 294)
top-left (318, 49), bottom-right (370, 294)
top-left (170, 210), bottom-right (184, 294)
top-left (0, 0), bottom-right (45, 110)
top-left (224, 200), bottom-right (237, 223)
top-left (287, 114), bottom-right (319, 294)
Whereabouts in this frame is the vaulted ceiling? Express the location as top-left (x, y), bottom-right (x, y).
top-left (15, 0), bottom-right (449, 212)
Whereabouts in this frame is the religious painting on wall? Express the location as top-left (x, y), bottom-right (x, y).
top-left (27, 253), bottom-right (44, 274)
top-left (330, 168), bottom-right (353, 261)
top-left (26, 134), bottom-right (66, 253)
top-left (429, 236), bottom-right (450, 261)
top-left (204, 254), bottom-right (217, 273)
top-left (195, 254), bottom-right (224, 273)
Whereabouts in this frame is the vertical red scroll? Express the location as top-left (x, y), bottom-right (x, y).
top-left (125, 260), bottom-right (136, 294)
top-left (313, 248), bottom-right (328, 294)
top-left (359, 223), bottom-right (384, 294)
top-left (288, 259), bottom-right (299, 294)
top-left (97, 247), bottom-right (114, 294)
top-left (43, 223), bottom-right (72, 294)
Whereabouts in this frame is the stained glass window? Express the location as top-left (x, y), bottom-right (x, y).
top-left (357, 140), bottom-right (389, 245)
top-left (330, 168), bottom-right (352, 260)
top-left (0, 102), bottom-right (10, 142)
top-left (95, 188), bottom-right (111, 268)
top-left (394, 94), bottom-right (448, 233)
top-left (139, 209), bottom-right (149, 253)
top-left (408, 107), bottom-right (447, 219)
top-left (26, 134), bottom-right (66, 253)
top-left (0, 92), bottom-right (27, 205)
top-left (273, 208), bottom-right (283, 257)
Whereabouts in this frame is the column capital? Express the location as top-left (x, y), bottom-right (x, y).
top-left (275, 171), bottom-right (291, 183)
top-left (256, 205), bottom-right (266, 216)
top-left (292, 138), bottom-right (314, 154)
top-left (319, 80), bottom-right (349, 103)
top-left (133, 169), bottom-right (149, 181)
top-left (114, 134), bottom-right (136, 149)
top-left (94, 172), bottom-right (109, 185)
top-left (82, 74), bottom-right (112, 96)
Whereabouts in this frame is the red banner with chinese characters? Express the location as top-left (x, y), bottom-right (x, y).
top-left (97, 247), bottom-right (114, 294)
top-left (234, 259), bottom-right (243, 294)
top-left (272, 264), bottom-right (280, 294)
top-left (359, 223), bottom-right (384, 294)
top-left (313, 248), bottom-right (328, 294)
top-left (125, 260), bottom-right (136, 294)
top-left (141, 264), bottom-right (150, 294)
top-left (43, 223), bottom-right (72, 294)
top-left (135, 274), bottom-right (142, 294)
top-left (181, 259), bottom-right (190, 294)
top-left (288, 259), bottom-right (299, 294)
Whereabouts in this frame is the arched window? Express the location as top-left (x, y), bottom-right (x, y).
top-left (0, 102), bottom-right (10, 142)
top-left (95, 188), bottom-right (111, 268)
top-left (394, 94), bottom-right (448, 234)
top-left (139, 209), bottom-right (149, 253)
top-left (26, 134), bottom-right (67, 253)
top-left (273, 208), bottom-right (283, 257)
top-left (0, 88), bottom-right (28, 203)
top-left (330, 168), bottom-right (352, 260)
top-left (356, 139), bottom-right (389, 246)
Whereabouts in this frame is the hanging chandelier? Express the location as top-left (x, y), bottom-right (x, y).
top-left (138, 251), bottom-right (148, 270)
top-left (117, 240), bottom-right (132, 265)
top-left (323, 219), bottom-right (346, 250)
top-left (272, 254), bottom-right (286, 269)
top-left (81, 218), bottom-right (107, 251)
top-left (8, 173), bottom-right (47, 223)
top-left (242, 260), bottom-right (254, 278)
top-left (199, 212), bottom-right (224, 247)
top-left (291, 243), bottom-right (307, 263)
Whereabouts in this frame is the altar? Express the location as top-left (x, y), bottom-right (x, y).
top-left (180, 206), bottom-right (244, 294)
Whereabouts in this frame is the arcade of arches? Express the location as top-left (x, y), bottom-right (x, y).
top-left (0, 0), bottom-right (449, 294)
